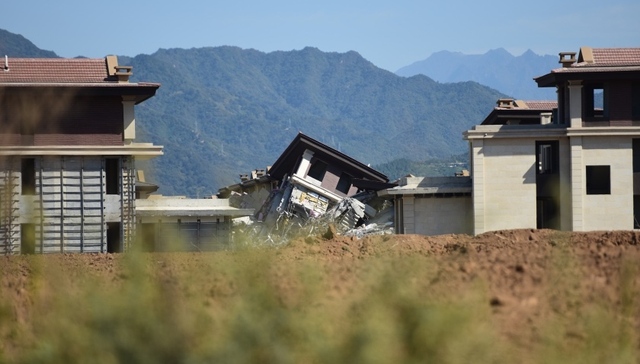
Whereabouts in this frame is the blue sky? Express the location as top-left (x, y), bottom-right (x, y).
top-left (2, 0), bottom-right (639, 72)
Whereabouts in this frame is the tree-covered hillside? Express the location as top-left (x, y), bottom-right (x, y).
top-left (126, 47), bottom-right (504, 195)
top-left (0, 28), bottom-right (505, 196)
top-left (0, 29), bottom-right (58, 58)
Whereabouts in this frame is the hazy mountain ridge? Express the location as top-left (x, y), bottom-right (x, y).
top-left (1, 29), bottom-right (507, 195)
top-left (396, 48), bottom-right (558, 100)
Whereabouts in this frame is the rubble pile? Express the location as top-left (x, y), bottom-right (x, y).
top-left (235, 182), bottom-right (394, 246)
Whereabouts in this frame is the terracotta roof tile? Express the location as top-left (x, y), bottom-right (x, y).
top-left (0, 57), bottom-right (112, 83)
top-left (589, 48), bottom-right (640, 66)
top-left (520, 100), bottom-right (557, 110)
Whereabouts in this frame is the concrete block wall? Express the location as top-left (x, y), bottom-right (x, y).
top-left (412, 196), bottom-right (472, 235)
top-left (474, 138), bottom-right (537, 233)
top-left (580, 136), bottom-right (634, 230)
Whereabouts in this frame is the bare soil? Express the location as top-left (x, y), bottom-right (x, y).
top-left (2, 228), bottom-right (640, 359)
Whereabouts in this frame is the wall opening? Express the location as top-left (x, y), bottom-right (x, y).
top-left (307, 159), bottom-right (327, 182)
top-left (336, 173), bottom-right (352, 194)
top-left (583, 83), bottom-right (607, 121)
top-left (536, 141), bottom-right (560, 229)
top-left (105, 158), bottom-right (119, 195)
top-left (20, 223), bottom-right (35, 254)
top-left (107, 222), bottom-right (122, 253)
top-left (21, 158), bottom-right (35, 195)
top-left (586, 165), bottom-right (611, 195)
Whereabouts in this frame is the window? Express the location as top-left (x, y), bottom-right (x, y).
top-left (583, 83), bottom-right (608, 120)
top-left (307, 159), bottom-right (327, 181)
top-left (586, 165), bottom-right (610, 195)
top-left (336, 173), bottom-right (352, 194)
top-left (105, 158), bottom-right (119, 195)
top-left (21, 158), bottom-right (35, 195)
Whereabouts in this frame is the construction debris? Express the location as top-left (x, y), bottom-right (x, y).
top-left (234, 181), bottom-right (394, 246)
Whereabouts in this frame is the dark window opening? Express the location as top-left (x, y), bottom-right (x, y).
top-left (583, 84), bottom-right (607, 121)
top-left (106, 158), bottom-right (119, 195)
top-left (586, 165), bottom-right (611, 195)
top-left (21, 223), bottom-right (36, 254)
top-left (536, 141), bottom-right (559, 175)
top-left (107, 222), bottom-right (122, 253)
top-left (21, 158), bottom-right (35, 195)
top-left (336, 173), bottom-right (352, 194)
top-left (307, 160), bottom-right (327, 181)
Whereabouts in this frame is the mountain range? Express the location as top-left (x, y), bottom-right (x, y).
top-left (396, 48), bottom-right (558, 100)
top-left (0, 29), bottom-right (560, 196)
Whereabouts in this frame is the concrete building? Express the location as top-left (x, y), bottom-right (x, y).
top-left (0, 56), bottom-right (162, 254)
top-left (465, 47), bottom-right (640, 234)
top-left (135, 196), bottom-right (253, 252)
top-left (378, 175), bottom-right (472, 235)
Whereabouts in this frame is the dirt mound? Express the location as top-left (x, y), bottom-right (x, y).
top-left (1, 229), bottom-right (640, 361)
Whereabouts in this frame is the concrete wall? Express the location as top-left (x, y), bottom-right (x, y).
top-left (580, 136), bottom-right (634, 230)
top-left (473, 138), bottom-right (537, 234)
top-left (0, 155), bottom-right (134, 254)
top-left (409, 195), bottom-right (472, 235)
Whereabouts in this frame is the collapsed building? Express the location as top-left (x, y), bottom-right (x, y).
top-left (218, 133), bottom-right (396, 242)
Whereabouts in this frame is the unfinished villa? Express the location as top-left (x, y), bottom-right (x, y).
top-left (0, 56), bottom-right (163, 254)
top-left (464, 46), bottom-right (640, 234)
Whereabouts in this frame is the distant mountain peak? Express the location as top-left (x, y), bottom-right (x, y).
top-left (396, 48), bottom-right (557, 100)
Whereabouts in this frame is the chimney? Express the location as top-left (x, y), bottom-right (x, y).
top-left (540, 112), bottom-right (553, 125)
top-left (559, 52), bottom-right (577, 68)
top-left (497, 98), bottom-right (516, 109)
top-left (106, 55), bottom-right (132, 82)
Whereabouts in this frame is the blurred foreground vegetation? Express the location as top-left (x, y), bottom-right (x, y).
top-left (0, 235), bottom-right (638, 364)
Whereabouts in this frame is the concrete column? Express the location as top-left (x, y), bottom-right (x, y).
top-left (295, 149), bottom-right (314, 178)
top-left (123, 100), bottom-right (136, 143)
top-left (570, 136), bottom-right (584, 231)
top-left (471, 140), bottom-right (485, 235)
top-left (568, 81), bottom-right (583, 128)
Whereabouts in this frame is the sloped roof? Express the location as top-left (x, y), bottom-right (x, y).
top-left (268, 132), bottom-right (388, 183)
top-left (480, 98), bottom-right (557, 125)
top-left (577, 48), bottom-right (640, 67)
top-left (0, 58), bottom-right (113, 83)
top-left (0, 56), bottom-right (159, 102)
top-left (517, 100), bottom-right (557, 110)
top-left (536, 47), bottom-right (640, 87)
